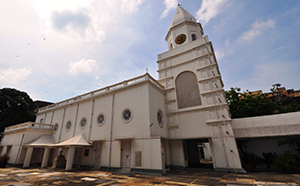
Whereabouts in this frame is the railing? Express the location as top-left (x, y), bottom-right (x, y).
top-left (4, 122), bottom-right (53, 133)
top-left (38, 73), bottom-right (164, 113)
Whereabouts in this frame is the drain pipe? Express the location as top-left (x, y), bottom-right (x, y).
top-left (108, 94), bottom-right (115, 169)
top-left (88, 99), bottom-right (95, 168)
top-left (73, 104), bottom-right (79, 137)
top-left (44, 113), bottom-right (47, 124)
top-left (88, 99), bottom-right (95, 141)
top-left (225, 128), bottom-right (237, 173)
top-left (50, 111), bottom-right (55, 124)
top-left (217, 121), bottom-right (230, 170)
top-left (58, 108), bottom-right (66, 142)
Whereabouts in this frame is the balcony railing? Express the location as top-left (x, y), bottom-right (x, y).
top-left (4, 122), bottom-right (53, 133)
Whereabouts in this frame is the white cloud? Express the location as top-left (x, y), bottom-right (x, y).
top-left (160, 0), bottom-right (177, 19)
top-left (35, 0), bottom-right (92, 19)
top-left (36, 0), bottom-right (144, 44)
top-left (237, 19), bottom-right (275, 43)
top-left (69, 58), bottom-right (99, 75)
top-left (121, 0), bottom-right (144, 13)
top-left (271, 45), bottom-right (288, 53)
top-left (0, 68), bottom-right (32, 85)
top-left (215, 50), bottom-right (225, 61)
top-left (224, 39), bottom-right (231, 48)
top-left (37, 3), bottom-right (100, 44)
top-left (195, 0), bottom-right (228, 24)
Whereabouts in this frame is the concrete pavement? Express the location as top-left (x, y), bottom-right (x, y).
top-left (0, 167), bottom-right (299, 185)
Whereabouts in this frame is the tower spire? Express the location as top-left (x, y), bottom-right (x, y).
top-left (165, 5), bottom-right (204, 50)
top-left (168, 5), bottom-right (196, 32)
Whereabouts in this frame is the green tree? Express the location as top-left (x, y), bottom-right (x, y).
top-left (0, 88), bottom-right (36, 132)
top-left (226, 87), bottom-right (278, 118)
top-left (270, 83), bottom-right (281, 93)
top-left (278, 137), bottom-right (300, 154)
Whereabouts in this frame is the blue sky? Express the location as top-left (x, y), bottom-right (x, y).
top-left (0, 0), bottom-right (299, 102)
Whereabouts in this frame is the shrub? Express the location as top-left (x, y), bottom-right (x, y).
top-left (274, 151), bottom-right (296, 172)
top-left (0, 154), bottom-right (10, 168)
top-left (262, 152), bottom-right (276, 168)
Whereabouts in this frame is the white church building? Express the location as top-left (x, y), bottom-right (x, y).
top-left (1, 6), bottom-right (300, 175)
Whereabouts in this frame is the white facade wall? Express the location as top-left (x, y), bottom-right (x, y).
top-left (112, 85), bottom-right (151, 139)
top-left (100, 140), bottom-right (121, 168)
top-left (149, 85), bottom-right (168, 138)
top-left (74, 101), bottom-right (93, 138)
top-left (171, 111), bottom-right (210, 139)
top-left (51, 108), bottom-right (65, 143)
top-left (32, 81), bottom-right (166, 171)
top-left (131, 138), bottom-right (162, 170)
top-left (60, 105), bottom-right (77, 142)
top-left (91, 95), bottom-right (113, 141)
top-left (170, 140), bottom-right (187, 167)
top-left (36, 82), bottom-right (166, 142)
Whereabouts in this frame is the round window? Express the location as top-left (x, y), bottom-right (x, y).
top-left (122, 109), bottom-right (133, 123)
top-left (66, 121), bottom-right (72, 131)
top-left (53, 123), bottom-right (59, 132)
top-left (80, 118), bottom-right (87, 128)
top-left (157, 110), bottom-right (164, 127)
top-left (123, 110), bottom-right (131, 120)
top-left (98, 114), bottom-right (105, 126)
top-left (175, 34), bottom-right (186, 44)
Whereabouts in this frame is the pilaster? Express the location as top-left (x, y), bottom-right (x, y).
top-left (41, 147), bottom-right (50, 168)
top-left (23, 147), bottom-right (33, 168)
top-left (65, 146), bottom-right (75, 171)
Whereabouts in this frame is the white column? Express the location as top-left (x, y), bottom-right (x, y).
top-left (41, 147), bottom-right (50, 168)
top-left (65, 146), bottom-right (75, 171)
top-left (23, 147), bottom-right (34, 168)
top-left (1, 146), bottom-right (7, 156)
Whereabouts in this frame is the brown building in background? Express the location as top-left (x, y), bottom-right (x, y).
top-left (251, 87), bottom-right (300, 102)
top-left (33, 100), bottom-right (53, 114)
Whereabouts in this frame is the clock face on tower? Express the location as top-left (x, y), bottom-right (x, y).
top-left (175, 34), bottom-right (186, 44)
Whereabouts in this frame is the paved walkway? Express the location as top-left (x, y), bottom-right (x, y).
top-left (0, 167), bottom-right (299, 185)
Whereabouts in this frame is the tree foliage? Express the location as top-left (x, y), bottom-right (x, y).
top-left (226, 87), bottom-right (278, 118)
top-left (0, 88), bottom-right (36, 132)
top-left (278, 137), bottom-right (300, 154)
top-left (270, 83), bottom-right (281, 92)
top-left (226, 84), bottom-right (300, 119)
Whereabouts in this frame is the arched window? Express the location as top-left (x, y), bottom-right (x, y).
top-left (169, 43), bottom-right (173, 50)
top-left (175, 71), bottom-right (201, 108)
top-left (192, 34), bottom-right (197, 41)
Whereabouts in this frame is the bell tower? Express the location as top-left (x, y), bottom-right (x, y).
top-left (157, 5), bottom-right (245, 173)
top-left (165, 5), bottom-right (204, 50)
